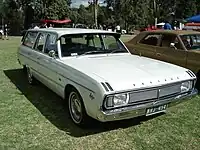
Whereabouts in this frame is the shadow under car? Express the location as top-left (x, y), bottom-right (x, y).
top-left (4, 68), bottom-right (164, 137)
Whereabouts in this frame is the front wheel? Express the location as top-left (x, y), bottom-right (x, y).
top-left (68, 88), bottom-right (90, 127)
top-left (196, 72), bottom-right (200, 93)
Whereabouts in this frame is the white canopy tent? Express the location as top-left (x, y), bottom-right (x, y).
top-left (156, 22), bottom-right (165, 26)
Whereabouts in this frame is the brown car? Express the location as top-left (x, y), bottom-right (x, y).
top-left (125, 30), bottom-right (200, 89)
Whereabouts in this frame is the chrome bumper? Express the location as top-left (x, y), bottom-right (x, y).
top-left (97, 89), bottom-right (198, 122)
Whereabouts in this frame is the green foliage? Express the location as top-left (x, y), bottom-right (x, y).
top-left (1, 0), bottom-right (200, 34)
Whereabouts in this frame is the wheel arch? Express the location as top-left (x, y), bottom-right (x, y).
top-left (64, 84), bottom-right (78, 100)
top-left (64, 83), bottom-right (100, 120)
top-left (64, 84), bottom-right (86, 108)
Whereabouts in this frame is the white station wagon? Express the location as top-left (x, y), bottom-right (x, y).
top-left (18, 28), bottom-right (197, 126)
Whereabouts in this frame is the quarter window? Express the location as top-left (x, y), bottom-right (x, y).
top-left (160, 34), bottom-right (183, 50)
top-left (23, 31), bottom-right (38, 48)
top-left (140, 34), bottom-right (161, 46)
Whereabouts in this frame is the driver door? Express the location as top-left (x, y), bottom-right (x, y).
top-left (155, 34), bottom-right (187, 68)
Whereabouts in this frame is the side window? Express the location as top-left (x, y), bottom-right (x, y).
top-left (173, 37), bottom-right (183, 49)
top-left (44, 34), bottom-right (57, 54)
top-left (139, 34), bottom-right (161, 46)
top-left (160, 34), bottom-right (176, 48)
top-left (23, 31), bottom-right (38, 48)
top-left (103, 35), bottom-right (117, 49)
top-left (34, 33), bottom-right (46, 52)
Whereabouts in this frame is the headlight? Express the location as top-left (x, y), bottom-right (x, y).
top-left (181, 81), bottom-right (193, 93)
top-left (105, 93), bottom-right (129, 108)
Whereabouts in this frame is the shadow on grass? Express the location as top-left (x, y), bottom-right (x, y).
top-left (4, 68), bottom-right (164, 137)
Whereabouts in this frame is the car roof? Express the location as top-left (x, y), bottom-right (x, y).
top-left (28, 28), bottom-right (117, 38)
top-left (143, 30), bottom-right (200, 35)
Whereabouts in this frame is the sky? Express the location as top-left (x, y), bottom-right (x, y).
top-left (71, 0), bottom-right (89, 7)
top-left (71, 0), bottom-right (105, 8)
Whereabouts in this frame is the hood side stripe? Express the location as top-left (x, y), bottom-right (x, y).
top-left (189, 70), bottom-right (196, 77)
top-left (186, 70), bottom-right (194, 77)
top-left (105, 82), bottom-right (114, 91)
top-left (101, 82), bottom-right (109, 91)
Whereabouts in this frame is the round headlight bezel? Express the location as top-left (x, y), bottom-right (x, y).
top-left (104, 93), bottom-right (130, 109)
top-left (181, 81), bottom-right (193, 93)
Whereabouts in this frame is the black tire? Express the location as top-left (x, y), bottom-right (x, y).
top-left (23, 65), bottom-right (27, 73)
top-left (26, 67), bottom-right (36, 85)
top-left (67, 87), bottom-right (91, 127)
top-left (195, 71), bottom-right (200, 93)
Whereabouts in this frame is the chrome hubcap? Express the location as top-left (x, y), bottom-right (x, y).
top-left (69, 92), bottom-right (82, 124)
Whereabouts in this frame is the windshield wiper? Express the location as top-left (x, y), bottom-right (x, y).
top-left (78, 51), bottom-right (105, 56)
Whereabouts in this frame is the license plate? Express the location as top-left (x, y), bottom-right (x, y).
top-left (146, 104), bottom-right (167, 116)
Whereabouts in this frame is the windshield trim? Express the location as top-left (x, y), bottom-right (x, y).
top-left (58, 33), bottom-right (130, 58)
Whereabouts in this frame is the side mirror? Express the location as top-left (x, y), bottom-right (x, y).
top-left (48, 50), bottom-right (56, 58)
top-left (170, 43), bottom-right (177, 49)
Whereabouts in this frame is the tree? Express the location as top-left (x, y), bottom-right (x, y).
top-left (176, 0), bottom-right (197, 19)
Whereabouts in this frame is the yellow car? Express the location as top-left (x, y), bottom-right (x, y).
top-left (125, 30), bottom-right (200, 89)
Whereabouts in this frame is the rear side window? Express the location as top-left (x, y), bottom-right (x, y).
top-left (44, 34), bottom-right (57, 54)
top-left (34, 33), bottom-right (47, 52)
top-left (160, 34), bottom-right (177, 48)
top-left (23, 31), bottom-right (38, 48)
top-left (139, 34), bottom-right (161, 46)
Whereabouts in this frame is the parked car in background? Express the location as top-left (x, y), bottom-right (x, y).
top-left (18, 28), bottom-right (197, 127)
top-left (125, 30), bottom-right (200, 90)
top-left (121, 29), bottom-right (127, 34)
top-left (74, 24), bottom-right (88, 29)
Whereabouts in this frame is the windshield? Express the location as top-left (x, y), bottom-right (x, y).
top-left (60, 33), bottom-right (128, 57)
top-left (180, 34), bottom-right (200, 50)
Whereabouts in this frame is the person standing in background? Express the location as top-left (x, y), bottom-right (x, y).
top-left (116, 24), bottom-right (121, 34)
top-left (49, 24), bottom-right (53, 28)
top-left (164, 21), bottom-right (172, 30)
top-left (34, 25), bottom-right (39, 29)
top-left (40, 23), bottom-right (47, 28)
top-left (4, 24), bottom-right (8, 40)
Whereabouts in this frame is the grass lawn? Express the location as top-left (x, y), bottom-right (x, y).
top-left (0, 36), bottom-right (200, 150)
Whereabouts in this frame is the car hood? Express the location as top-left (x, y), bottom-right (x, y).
top-left (60, 54), bottom-right (191, 92)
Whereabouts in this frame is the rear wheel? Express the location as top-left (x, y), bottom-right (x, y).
top-left (67, 87), bottom-right (91, 127)
top-left (27, 67), bottom-right (36, 85)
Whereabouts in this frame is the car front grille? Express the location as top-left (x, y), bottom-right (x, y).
top-left (128, 84), bottom-right (182, 105)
